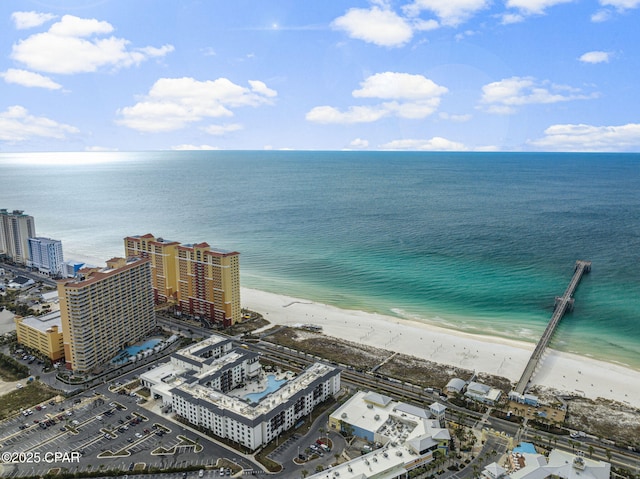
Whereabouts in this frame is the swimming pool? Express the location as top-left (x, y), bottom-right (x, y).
top-left (244, 374), bottom-right (287, 403)
top-left (111, 338), bottom-right (163, 364)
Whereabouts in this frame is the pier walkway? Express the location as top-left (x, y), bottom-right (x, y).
top-left (514, 260), bottom-right (592, 395)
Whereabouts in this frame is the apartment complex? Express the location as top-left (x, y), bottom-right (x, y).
top-left (57, 257), bottom-right (156, 372)
top-left (124, 234), bottom-right (241, 327)
top-left (27, 237), bottom-right (64, 276)
top-left (0, 209), bottom-right (36, 265)
top-left (14, 311), bottom-right (65, 362)
top-left (140, 335), bottom-right (341, 451)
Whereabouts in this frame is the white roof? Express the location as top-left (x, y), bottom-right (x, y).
top-left (511, 450), bottom-right (610, 479)
top-left (20, 310), bottom-right (62, 333)
top-left (446, 378), bottom-right (465, 392)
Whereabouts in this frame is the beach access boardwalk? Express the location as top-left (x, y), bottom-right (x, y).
top-left (514, 260), bottom-right (592, 395)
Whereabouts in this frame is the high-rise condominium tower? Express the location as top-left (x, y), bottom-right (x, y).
top-left (58, 257), bottom-right (155, 372)
top-left (0, 209), bottom-right (36, 265)
top-left (28, 237), bottom-right (64, 276)
top-left (124, 234), bottom-right (241, 327)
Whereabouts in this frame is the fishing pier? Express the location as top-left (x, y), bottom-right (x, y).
top-left (514, 260), bottom-right (592, 395)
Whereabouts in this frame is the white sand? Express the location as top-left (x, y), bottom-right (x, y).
top-left (241, 287), bottom-right (640, 409)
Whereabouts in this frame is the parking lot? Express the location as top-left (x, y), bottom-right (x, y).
top-left (0, 382), bottom-right (250, 477)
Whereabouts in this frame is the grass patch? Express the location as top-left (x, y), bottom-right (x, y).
top-left (0, 352), bottom-right (30, 381)
top-left (0, 381), bottom-right (58, 420)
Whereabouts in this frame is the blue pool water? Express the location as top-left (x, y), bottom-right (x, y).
top-left (111, 338), bottom-right (163, 364)
top-left (513, 443), bottom-right (537, 454)
top-left (244, 375), bottom-right (287, 403)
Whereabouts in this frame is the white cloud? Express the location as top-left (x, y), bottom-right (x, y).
top-left (202, 123), bottom-right (243, 136)
top-left (353, 72), bottom-right (448, 100)
top-left (0, 105), bottom-right (79, 142)
top-left (591, 9), bottom-right (612, 21)
top-left (413, 19), bottom-right (440, 31)
top-left (380, 137), bottom-right (468, 150)
top-left (307, 72), bottom-right (447, 124)
top-left (11, 14), bottom-right (174, 74)
top-left (500, 13), bottom-right (526, 23)
top-left (579, 51), bottom-right (611, 64)
top-left (479, 76), bottom-right (597, 114)
top-left (505, 0), bottom-right (575, 15)
top-left (331, 7), bottom-right (413, 47)
top-left (306, 105), bottom-right (389, 124)
top-left (529, 123), bottom-right (640, 151)
top-left (600, 0), bottom-right (640, 8)
top-left (171, 144), bottom-right (220, 150)
top-left (403, 0), bottom-right (490, 26)
top-left (248, 80), bottom-right (277, 98)
top-left (11, 11), bottom-right (56, 29)
top-left (117, 77), bottom-right (277, 132)
top-left (1, 68), bottom-right (62, 90)
top-left (439, 112), bottom-right (472, 122)
top-left (349, 138), bottom-right (370, 148)
top-left (591, 0), bottom-right (640, 21)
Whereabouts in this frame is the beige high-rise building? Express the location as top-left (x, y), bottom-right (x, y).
top-left (0, 209), bottom-right (36, 265)
top-left (58, 257), bottom-right (155, 372)
top-left (124, 234), bottom-right (241, 327)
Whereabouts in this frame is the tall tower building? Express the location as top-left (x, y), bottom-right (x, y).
top-left (58, 257), bottom-right (155, 372)
top-left (28, 237), bottom-right (64, 276)
top-left (124, 234), bottom-right (180, 303)
top-left (176, 242), bottom-right (241, 328)
top-left (0, 209), bottom-right (36, 265)
top-left (124, 234), bottom-right (241, 327)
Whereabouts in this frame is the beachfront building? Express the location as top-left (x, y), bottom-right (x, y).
top-left (0, 209), bottom-right (36, 265)
top-left (494, 444), bottom-right (610, 479)
top-left (465, 381), bottom-right (502, 405)
top-left (140, 334), bottom-right (341, 451)
top-left (57, 257), bottom-right (156, 372)
top-left (14, 310), bottom-right (65, 362)
top-left (27, 237), bottom-right (64, 276)
top-left (124, 234), bottom-right (180, 303)
top-left (320, 391), bottom-right (450, 479)
top-left (124, 234), bottom-right (241, 327)
top-left (445, 377), bottom-right (466, 396)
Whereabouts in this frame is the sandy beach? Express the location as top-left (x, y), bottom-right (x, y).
top-left (241, 287), bottom-right (640, 409)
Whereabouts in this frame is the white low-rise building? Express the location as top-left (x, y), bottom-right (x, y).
top-left (465, 381), bottom-right (502, 405)
top-left (497, 448), bottom-right (610, 479)
top-left (317, 391), bottom-right (450, 479)
top-left (140, 334), bottom-right (341, 451)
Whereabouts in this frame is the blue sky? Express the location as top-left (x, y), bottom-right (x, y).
top-left (1, 0), bottom-right (639, 152)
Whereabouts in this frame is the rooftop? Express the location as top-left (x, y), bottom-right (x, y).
top-left (176, 361), bottom-right (336, 420)
top-left (18, 310), bottom-right (62, 333)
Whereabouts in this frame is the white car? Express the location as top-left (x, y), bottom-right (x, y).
top-left (135, 432), bottom-right (143, 438)
top-left (16, 383), bottom-right (23, 389)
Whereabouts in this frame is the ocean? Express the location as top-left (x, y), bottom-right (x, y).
top-left (1, 151), bottom-right (639, 370)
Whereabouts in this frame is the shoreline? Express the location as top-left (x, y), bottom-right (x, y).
top-left (240, 287), bottom-right (640, 409)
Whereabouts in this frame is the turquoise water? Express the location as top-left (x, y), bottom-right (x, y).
top-left (111, 338), bottom-right (163, 364)
top-left (244, 374), bottom-right (287, 403)
top-left (1, 151), bottom-right (639, 370)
